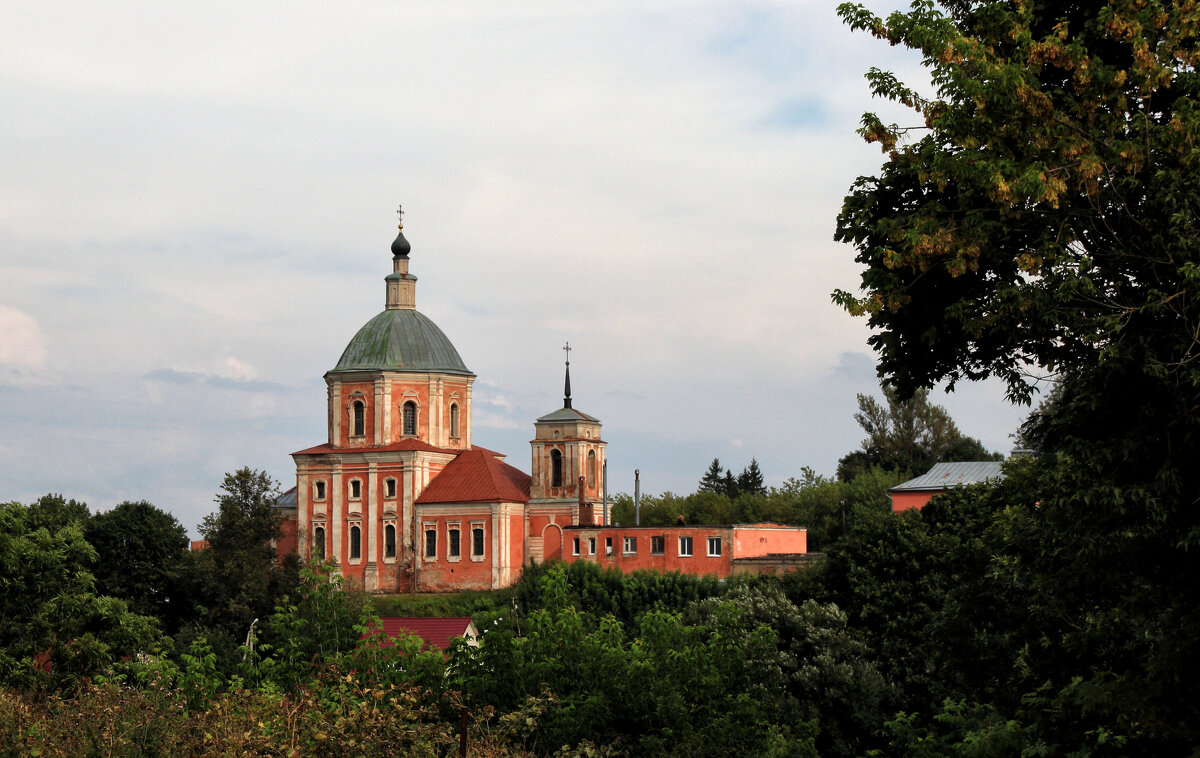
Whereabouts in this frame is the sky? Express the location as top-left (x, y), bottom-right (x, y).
top-left (1, 1), bottom-right (1032, 536)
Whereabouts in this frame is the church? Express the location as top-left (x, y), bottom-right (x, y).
top-left (276, 213), bottom-right (807, 592)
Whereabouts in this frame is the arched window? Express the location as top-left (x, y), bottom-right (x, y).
top-left (550, 449), bottom-right (563, 487)
top-left (384, 524), bottom-right (396, 558)
top-left (313, 526), bottom-right (326, 560)
top-left (352, 400), bottom-right (365, 437)
top-left (588, 450), bottom-right (597, 488)
top-left (403, 401), bottom-right (417, 436)
top-left (449, 402), bottom-right (460, 438)
top-left (349, 525), bottom-right (361, 560)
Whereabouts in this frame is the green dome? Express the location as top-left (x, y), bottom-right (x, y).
top-left (331, 309), bottom-right (472, 375)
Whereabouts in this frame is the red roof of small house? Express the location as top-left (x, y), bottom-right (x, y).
top-left (373, 617), bottom-right (477, 651)
top-left (415, 448), bottom-right (531, 504)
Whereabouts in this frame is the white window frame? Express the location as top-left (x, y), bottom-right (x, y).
top-left (650, 535), bottom-right (665, 555)
top-left (447, 523), bottom-right (462, 562)
top-left (707, 536), bottom-right (722, 557)
top-left (423, 523), bottom-right (437, 560)
top-left (623, 536), bottom-right (637, 555)
top-left (313, 481), bottom-right (326, 501)
top-left (383, 522), bottom-right (397, 561)
top-left (679, 536), bottom-right (693, 557)
top-left (348, 522), bottom-right (362, 563)
top-left (313, 525), bottom-right (327, 561)
top-left (349, 478), bottom-right (362, 501)
top-left (384, 477), bottom-right (397, 499)
top-left (470, 522), bottom-right (485, 561)
top-left (572, 537), bottom-right (580, 556)
top-left (588, 537), bottom-right (597, 556)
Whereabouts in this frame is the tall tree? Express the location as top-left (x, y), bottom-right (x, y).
top-left (697, 458), bottom-right (725, 493)
top-left (85, 500), bottom-right (189, 624)
top-left (182, 468), bottom-right (294, 671)
top-left (837, 386), bottom-right (999, 480)
top-left (835, 0), bottom-right (1200, 750)
top-left (737, 458), bottom-right (766, 496)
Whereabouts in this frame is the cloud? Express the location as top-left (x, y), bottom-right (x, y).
top-left (0, 305), bottom-right (48, 383)
top-left (143, 368), bottom-right (283, 393)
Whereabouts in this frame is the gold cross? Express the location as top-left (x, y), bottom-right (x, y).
top-left (563, 341), bottom-right (571, 365)
top-left (396, 204), bottom-right (404, 229)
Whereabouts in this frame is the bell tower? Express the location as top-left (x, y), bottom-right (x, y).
top-left (529, 344), bottom-right (605, 515)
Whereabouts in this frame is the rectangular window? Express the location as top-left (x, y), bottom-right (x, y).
top-left (349, 524), bottom-right (361, 560)
top-left (707, 536), bottom-right (722, 557)
top-left (472, 526), bottom-right (485, 557)
top-left (448, 527), bottom-right (461, 559)
top-left (384, 524), bottom-right (396, 558)
top-left (623, 536), bottom-right (637, 554)
top-left (588, 537), bottom-right (597, 556)
top-left (314, 481), bottom-right (326, 501)
top-left (350, 479), bottom-right (361, 499)
top-left (605, 537), bottom-right (613, 556)
top-left (424, 527), bottom-right (437, 559)
top-left (573, 538), bottom-right (580, 556)
top-left (679, 536), bottom-right (693, 557)
top-left (384, 478), bottom-right (396, 499)
top-left (651, 535), bottom-right (665, 555)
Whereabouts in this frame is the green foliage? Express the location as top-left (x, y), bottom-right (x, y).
top-left (84, 500), bottom-right (189, 622)
top-left (458, 564), bottom-right (816, 757)
top-left (175, 468), bottom-right (299, 675)
top-left (0, 499), bottom-right (163, 690)
top-left (836, 0), bottom-right (1200, 750)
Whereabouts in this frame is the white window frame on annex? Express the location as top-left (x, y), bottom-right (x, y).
top-left (383, 477), bottom-right (397, 500)
top-left (446, 522), bottom-right (462, 562)
top-left (707, 536), bottom-right (722, 557)
top-left (678, 535), bottom-right (693, 557)
top-left (623, 536), bottom-right (637, 555)
top-left (348, 477), bottom-right (363, 501)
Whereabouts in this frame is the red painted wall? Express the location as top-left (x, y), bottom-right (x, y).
top-left (890, 491), bottom-right (936, 512)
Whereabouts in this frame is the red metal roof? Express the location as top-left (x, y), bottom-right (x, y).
top-left (415, 448), bottom-right (531, 504)
top-left (372, 617), bottom-right (476, 651)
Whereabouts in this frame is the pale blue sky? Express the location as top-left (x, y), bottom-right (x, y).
top-left (0, 1), bottom-right (1029, 535)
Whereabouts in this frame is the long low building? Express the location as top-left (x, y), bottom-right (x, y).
top-left (561, 523), bottom-right (807, 575)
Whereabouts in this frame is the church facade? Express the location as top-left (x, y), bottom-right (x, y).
top-left (282, 215), bottom-right (807, 592)
top-left (286, 218), bottom-right (601, 592)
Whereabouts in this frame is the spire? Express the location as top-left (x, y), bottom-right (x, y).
top-left (386, 205), bottom-right (416, 310)
top-left (563, 342), bottom-right (572, 409)
top-left (391, 204), bottom-right (411, 258)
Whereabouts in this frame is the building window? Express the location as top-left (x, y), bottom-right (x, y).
top-left (450, 403), bottom-right (460, 438)
top-left (448, 526), bottom-right (461, 559)
top-left (707, 536), bottom-right (722, 557)
top-left (314, 481), bottom-right (326, 501)
top-left (424, 527), bottom-right (437, 558)
top-left (349, 525), bottom-right (361, 560)
top-left (403, 401), bottom-right (417, 436)
top-left (384, 478), bottom-right (396, 499)
top-left (572, 538), bottom-right (580, 556)
top-left (349, 479), bottom-right (362, 500)
top-left (605, 537), bottom-right (613, 556)
top-left (651, 535), bottom-right (665, 555)
top-left (679, 536), bottom-right (693, 557)
top-left (472, 526), bottom-right (485, 558)
top-left (550, 449), bottom-right (563, 487)
top-left (623, 536), bottom-right (637, 554)
top-left (313, 526), bottom-right (326, 560)
top-left (352, 400), bottom-right (365, 437)
top-left (588, 450), bottom-right (597, 488)
top-left (588, 537), bottom-right (596, 555)
top-left (385, 524), bottom-right (396, 558)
